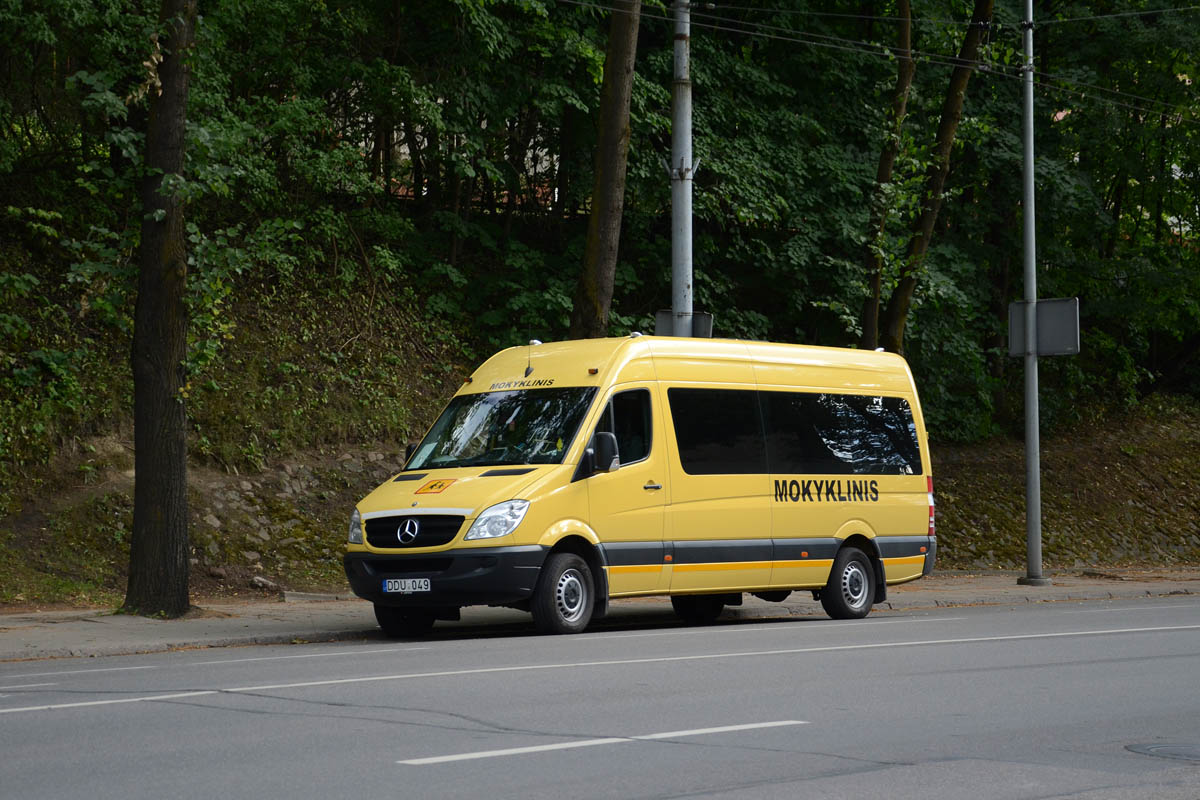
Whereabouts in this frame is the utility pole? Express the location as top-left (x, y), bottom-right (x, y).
top-left (670, 0), bottom-right (693, 337)
top-left (1018, 0), bottom-right (1051, 587)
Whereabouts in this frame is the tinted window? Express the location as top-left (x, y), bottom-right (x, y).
top-left (762, 392), bottom-right (922, 475)
top-left (595, 389), bottom-right (652, 465)
top-left (668, 388), bottom-right (767, 475)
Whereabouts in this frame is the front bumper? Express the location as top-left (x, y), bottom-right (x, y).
top-left (343, 545), bottom-right (546, 608)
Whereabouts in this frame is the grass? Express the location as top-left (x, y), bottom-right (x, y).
top-left (0, 493), bottom-right (131, 607)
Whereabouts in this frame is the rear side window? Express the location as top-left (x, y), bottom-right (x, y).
top-left (667, 388), bottom-right (767, 475)
top-left (761, 392), bottom-right (922, 475)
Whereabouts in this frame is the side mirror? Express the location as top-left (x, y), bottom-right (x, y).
top-left (405, 442), bottom-right (417, 464)
top-left (591, 432), bottom-right (619, 474)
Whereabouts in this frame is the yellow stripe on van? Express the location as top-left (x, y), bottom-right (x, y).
top-left (882, 554), bottom-right (925, 584)
top-left (882, 555), bottom-right (926, 567)
top-left (614, 559), bottom-right (841, 574)
top-left (772, 559), bottom-right (835, 571)
top-left (673, 561), bottom-right (775, 573)
top-left (607, 564), bottom-right (663, 575)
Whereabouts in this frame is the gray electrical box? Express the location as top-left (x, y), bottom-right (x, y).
top-left (1008, 297), bottom-right (1080, 357)
top-left (655, 310), bottom-right (713, 338)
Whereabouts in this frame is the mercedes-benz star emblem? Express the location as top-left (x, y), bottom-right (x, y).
top-left (397, 518), bottom-right (420, 544)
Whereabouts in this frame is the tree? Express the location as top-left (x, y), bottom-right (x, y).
top-left (569, 0), bottom-right (642, 339)
top-left (125, 0), bottom-right (197, 617)
top-left (859, 0), bottom-right (914, 352)
top-left (877, 0), bottom-right (994, 355)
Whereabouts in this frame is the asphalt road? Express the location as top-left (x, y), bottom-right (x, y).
top-left (2, 598), bottom-right (1199, 800)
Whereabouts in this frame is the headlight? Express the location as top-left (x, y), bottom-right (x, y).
top-left (464, 500), bottom-right (529, 540)
top-left (348, 508), bottom-right (364, 544)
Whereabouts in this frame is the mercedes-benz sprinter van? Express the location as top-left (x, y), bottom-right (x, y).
top-left (343, 335), bottom-right (935, 635)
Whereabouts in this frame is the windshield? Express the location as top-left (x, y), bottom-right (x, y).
top-left (406, 387), bottom-right (598, 469)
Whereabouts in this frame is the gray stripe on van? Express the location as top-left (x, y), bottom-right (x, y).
top-left (673, 539), bottom-right (773, 564)
top-left (773, 538), bottom-right (840, 560)
top-left (599, 541), bottom-right (665, 567)
top-left (599, 536), bottom-right (929, 568)
top-left (875, 535), bottom-right (933, 558)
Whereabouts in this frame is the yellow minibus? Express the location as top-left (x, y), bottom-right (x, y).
top-left (344, 335), bottom-right (935, 635)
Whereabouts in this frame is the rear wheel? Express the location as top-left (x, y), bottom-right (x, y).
top-left (820, 547), bottom-right (875, 619)
top-left (532, 553), bottom-right (595, 634)
top-left (671, 595), bottom-right (725, 624)
top-left (373, 605), bottom-right (437, 637)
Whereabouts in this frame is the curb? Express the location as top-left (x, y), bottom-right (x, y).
top-left (2, 574), bottom-right (1196, 662)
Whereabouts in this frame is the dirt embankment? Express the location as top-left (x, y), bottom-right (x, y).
top-left (3, 398), bottom-right (1198, 609)
top-left (935, 397), bottom-right (1200, 568)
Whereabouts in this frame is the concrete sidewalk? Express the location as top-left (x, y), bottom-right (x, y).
top-left (2, 569), bottom-right (1197, 662)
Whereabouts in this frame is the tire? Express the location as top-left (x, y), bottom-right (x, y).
top-left (671, 594), bottom-right (725, 624)
top-left (374, 604), bottom-right (437, 637)
top-left (531, 553), bottom-right (595, 634)
top-left (820, 547), bottom-right (875, 620)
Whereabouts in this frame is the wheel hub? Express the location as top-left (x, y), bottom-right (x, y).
top-left (842, 562), bottom-right (868, 607)
top-left (556, 569), bottom-right (585, 622)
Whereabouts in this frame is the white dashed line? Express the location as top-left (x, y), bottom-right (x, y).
top-left (4, 623), bottom-right (1198, 715)
top-left (397, 720), bottom-right (810, 765)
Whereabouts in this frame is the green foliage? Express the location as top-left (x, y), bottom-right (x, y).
top-left (1, 0), bottom-right (1198, 523)
top-left (184, 278), bottom-right (463, 472)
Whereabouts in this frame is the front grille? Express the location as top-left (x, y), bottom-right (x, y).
top-left (365, 514), bottom-right (465, 549)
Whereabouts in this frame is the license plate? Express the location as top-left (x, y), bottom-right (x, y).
top-left (383, 578), bottom-right (431, 594)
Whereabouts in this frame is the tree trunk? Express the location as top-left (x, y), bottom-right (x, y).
top-left (878, 0), bottom-right (993, 355)
top-left (125, 0), bottom-right (197, 618)
top-left (569, 0), bottom-right (641, 339)
top-left (381, 124), bottom-right (393, 197)
top-left (859, 0), bottom-right (913, 351)
top-left (400, 112), bottom-right (425, 209)
top-left (555, 106), bottom-right (578, 217)
top-left (1104, 172), bottom-right (1126, 259)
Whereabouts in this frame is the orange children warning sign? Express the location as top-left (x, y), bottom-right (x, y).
top-left (415, 479), bottom-right (456, 494)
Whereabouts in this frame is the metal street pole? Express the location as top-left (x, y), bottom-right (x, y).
top-left (670, 0), bottom-right (693, 337)
top-left (1019, 0), bottom-right (1050, 587)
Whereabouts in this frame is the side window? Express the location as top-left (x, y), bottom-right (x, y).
top-left (595, 389), bottom-right (652, 465)
top-left (762, 391), bottom-right (922, 475)
top-left (760, 392), bottom-right (842, 474)
top-left (667, 388), bottom-right (767, 475)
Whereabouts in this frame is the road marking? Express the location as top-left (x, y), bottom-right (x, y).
top-left (1064, 605), bottom-right (1199, 614)
top-left (1, 647), bottom-right (424, 681)
top-left (3, 623), bottom-right (1199, 715)
top-left (225, 623), bottom-right (1200, 694)
top-left (397, 720), bottom-right (809, 765)
top-left (0, 683), bottom-right (57, 690)
top-left (587, 616), bottom-right (964, 641)
top-left (2, 665), bottom-right (157, 679)
top-left (191, 647), bottom-right (428, 666)
top-left (0, 691), bottom-right (217, 713)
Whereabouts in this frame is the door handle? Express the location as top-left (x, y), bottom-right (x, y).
top-left (643, 481), bottom-right (663, 491)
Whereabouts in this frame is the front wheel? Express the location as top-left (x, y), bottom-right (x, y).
top-left (820, 547), bottom-right (875, 620)
top-left (531, 553), bottom-right (595, 634)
